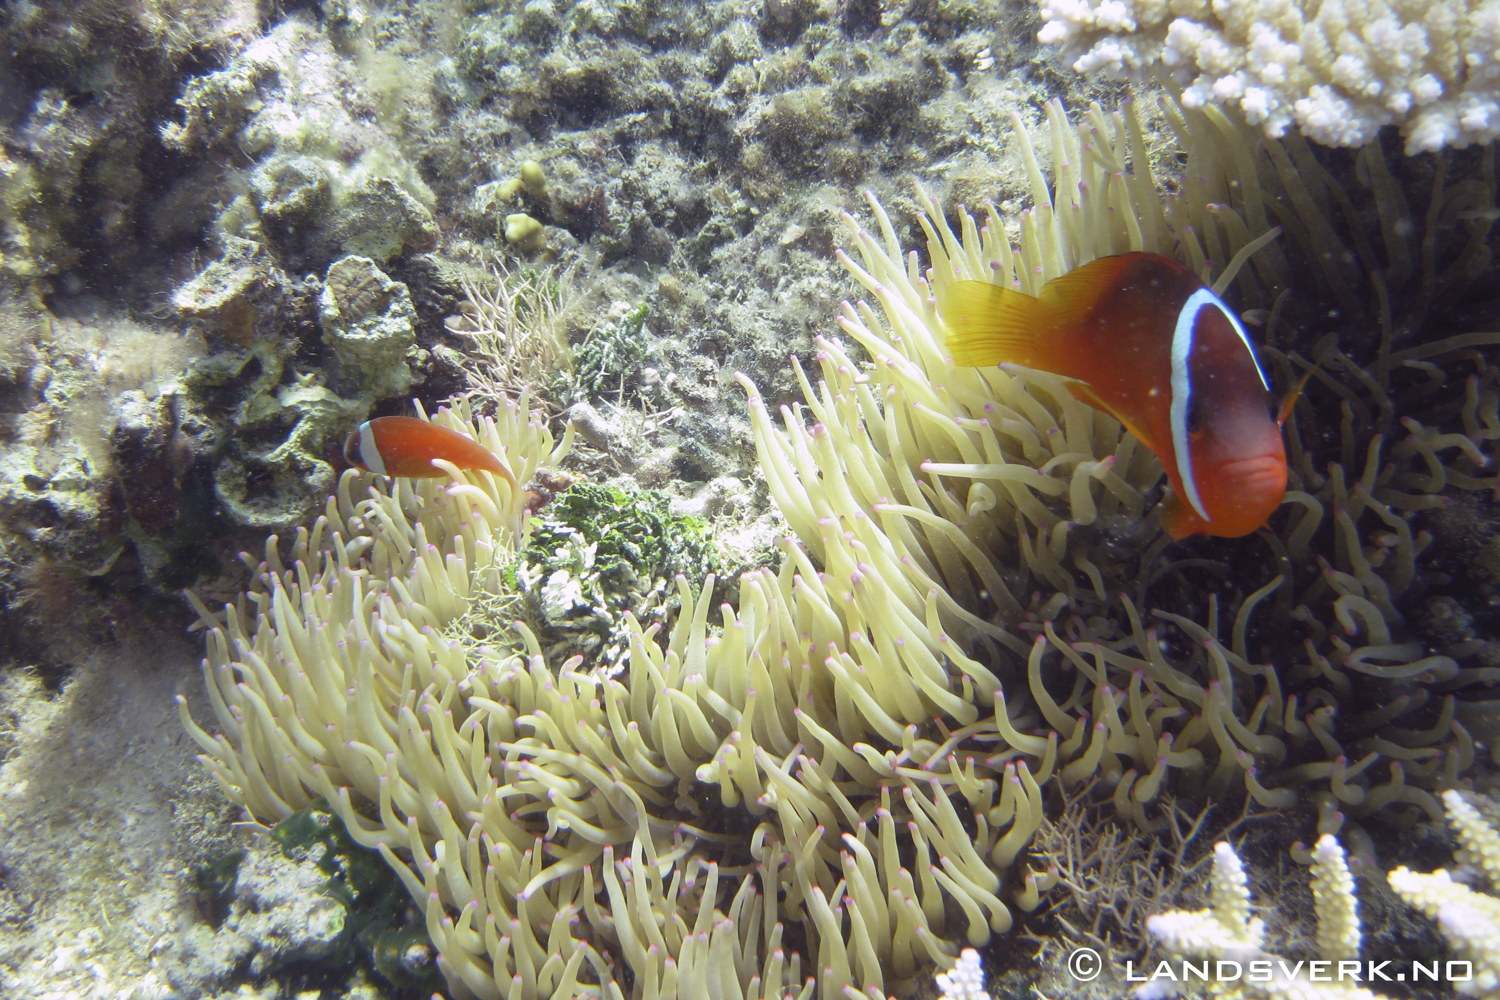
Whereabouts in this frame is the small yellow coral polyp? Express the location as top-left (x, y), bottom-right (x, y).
top-left (503, 212), bottom-right (545, 249)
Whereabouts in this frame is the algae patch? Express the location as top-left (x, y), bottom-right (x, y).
top-left (513, 481), bottom-right (726, 664)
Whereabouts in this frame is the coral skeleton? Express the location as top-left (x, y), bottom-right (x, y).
top-left (935, 948), bottom-right (990, 1000)
top-left (1149, 794), bottom-right (1500, 1000)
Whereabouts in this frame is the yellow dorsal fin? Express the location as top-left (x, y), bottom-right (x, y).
top-left (946, 255), bottom-right (1144, 371)
top-left (1064, 380), bottom-right (1159, 455)
top-left (1034, 255), bottom-right (1139, 332)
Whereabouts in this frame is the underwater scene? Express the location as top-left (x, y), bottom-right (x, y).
top-left (6, 0), bottom-right (1500, 999)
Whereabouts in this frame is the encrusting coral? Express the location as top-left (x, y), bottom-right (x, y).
top-left (179, 95), bottom-right (1500, 999)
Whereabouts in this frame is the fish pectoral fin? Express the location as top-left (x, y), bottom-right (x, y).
top-left (1159, 489), bottom-right (1208, 540)
top-left (1063, 380), bottom-right (1160, 454)
top-left (1278, 363), bottom-right (1320, 427)
top-left (942, 281), bottom-right (1057, 368)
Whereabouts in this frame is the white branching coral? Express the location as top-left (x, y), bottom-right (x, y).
top-left (1144, 836), bottom-right (1386, 1000)
top-left (935, 948), bottom-right (991, 1000)
top-left (1388, 790), bottom-right (1500, 998)
top-left (1034, 0), bottom-right (1500, 151)
top-left (1150, 796), bottom-right (1500, 1000)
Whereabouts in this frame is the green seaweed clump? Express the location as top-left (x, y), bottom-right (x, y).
top-left (570, 301), bottom-right (657, 404)
top-left (268, 801), bottom-right (444, 992)
top-left (513, 482), bottom-right (724, 663)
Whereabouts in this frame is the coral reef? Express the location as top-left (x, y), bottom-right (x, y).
top-left (4, 0), bottom-right (1054, 616)
top-left (178, 801), bottom-right (443, 991)
top-left (0, 0), bottom-right (261, 289)
top-left (178, 834), bottom-right (352, 978)
top-left (318, 255), bottom-right (419, 400)
top-left (0, 297), bottom-right (210, 576)
top-left (176, 91), bottom-right (1500, 1000)
top-left (1145, 791), bottom-right (1500, 1000)
top-left (8, 0), bottom-right (1500, 996)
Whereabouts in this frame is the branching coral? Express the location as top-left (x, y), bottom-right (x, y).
top-left (935, 948), bottom-right (991, 1000)
top-left (1145, 835), bottom-right (1386, 1000)
top-left (1389, 790), bottom-right (1500, 997)
top-left (1033, 0), bottom-right (1500, 152)
top-left (1148, 792), bottom-right (1500, 1000)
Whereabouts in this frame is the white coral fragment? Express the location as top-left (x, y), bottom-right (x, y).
top-left (1388, 790), bottom-right (1500, 998)
top-left (1034, 0), bottom-right (1500, 151)
top-left (1145, 836), bottom-right (1388, 1000)
top-left (936, 948), bottom-right (991, 1000)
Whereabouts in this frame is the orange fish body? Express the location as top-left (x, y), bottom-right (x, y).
top-left (944, 252), bottom-right (1285, 540)
top-left (343, 415), bottom-right (514, 483)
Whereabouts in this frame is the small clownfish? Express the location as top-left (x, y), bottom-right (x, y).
top-left (343, 416), bottom-right (515, 484)
top-left (944, 251), bottom-right (1299, 540)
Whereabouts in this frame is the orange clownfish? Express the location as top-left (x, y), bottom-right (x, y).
top-left (944, 252), bottom-right (1292, 540)
top-left (343, 415), bottom-right (515, 484)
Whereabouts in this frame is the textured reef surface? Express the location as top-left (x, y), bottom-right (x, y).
top-left (3, 0), bottom-right (1500, 999)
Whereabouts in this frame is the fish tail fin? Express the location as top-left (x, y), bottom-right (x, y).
top-left (479, 449), bottom-right (518, 486)
top-left (943, 281), bottom-right (1057, 368)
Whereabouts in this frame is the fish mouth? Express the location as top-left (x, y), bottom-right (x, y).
top-left (1217, 455), bottom-right (1287, 501)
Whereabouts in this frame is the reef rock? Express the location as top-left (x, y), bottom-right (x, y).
top-left (318, 254), bottom-right (418, 400)
top-left (171, 236), bottom-right (288, 345)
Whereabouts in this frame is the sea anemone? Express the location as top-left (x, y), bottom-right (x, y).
top-left (179, 97), bottom-right (1500, 999)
